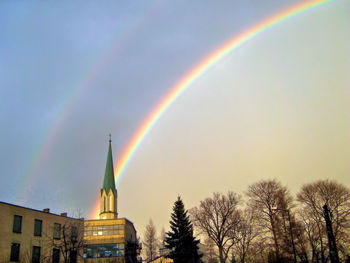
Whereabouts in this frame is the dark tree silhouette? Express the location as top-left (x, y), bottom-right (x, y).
top-left (165, 196), bottom-right (202, 263)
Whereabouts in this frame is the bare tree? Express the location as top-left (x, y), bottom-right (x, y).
top-left (297, 179), bottom-right (350, 262)
top-left (158, 227), bottom-right (167, 257)
top-left (159, 227), bottom-right (166, 247)
top-left (202, 235), bottom-right (218, 263)
top-left (297, 208), bottom-right (322, 262)
top-left (233, 208), bottom-right (261, 263)
top-left (43, 219), bottom-right (84, 263)
top-left (248, 237), bottom-right (271, 263)
top-left (143, 219), bottom-right (158, 262)
top-left (190, 192), bottom-right (241, 263)
top-left (246, 179), bottom-right (294, 262)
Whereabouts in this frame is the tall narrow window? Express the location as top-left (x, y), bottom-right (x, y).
top-left (34, 219), bottom-right (42, 236)
top-left (32, 246), bottom-right (41, 263)
top-left (71, 226), bottom-right (78, 241)
top-left (52, 248), bottom-right (60, 263)
top-left (53, 223), bottom-right (61, 239)
top-left (10, 243), bottom-right (20, 262)
top-left (13, 215), bottom-right (22, 233)
top-left (104, 197), bottom-right (106, 211)
top-left (109, 195), bottom-right (113, 211)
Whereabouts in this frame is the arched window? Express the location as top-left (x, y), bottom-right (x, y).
top-left (104, 197), bottom-right (106, 211)
top-left (109, 195), bottom-right (113, 211)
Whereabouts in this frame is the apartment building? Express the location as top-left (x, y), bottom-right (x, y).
top-left (0, 201), bottom-right (84, 263)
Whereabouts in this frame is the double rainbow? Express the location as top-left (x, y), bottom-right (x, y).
top-left (90, 0), bottom-right (341, 218)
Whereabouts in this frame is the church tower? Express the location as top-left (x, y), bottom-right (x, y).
top-left (99, 136), bottom-right (118, 219)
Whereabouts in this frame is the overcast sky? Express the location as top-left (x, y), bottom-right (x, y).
top-left (1, 0), bottom-right (349, 237)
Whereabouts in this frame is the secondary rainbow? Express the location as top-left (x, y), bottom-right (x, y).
top-left (17, 0), bottom-right (165, 204)
top-left (90, 0), bottom-right (341, 218)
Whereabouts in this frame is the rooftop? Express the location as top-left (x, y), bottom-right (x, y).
top-left (0, 201), bottom-right (83, 220)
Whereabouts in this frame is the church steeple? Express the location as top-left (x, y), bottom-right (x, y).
top-left (102, 135), bottom-right (116, 195)
top-left (99, 135), bottom-right (118, 219)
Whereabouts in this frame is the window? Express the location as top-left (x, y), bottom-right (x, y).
top-left (34, 219), bottom-right (42, 236)
top-left (13, 215), bottom-right (22, 233)
top-left (52, 248), bottom-right (60, 263)
top-left (32, 246), bottom-right (41, 263)
top-left (10, 243), bottom-right (20, 261)
top-left (71, 225), bottom-right (78, 242)
top-left (71, 226), bottom-right (78, 238)
top-left (53, 223), bottom-right (61, 239)
top-left (84, 244), bottom-right (124, 258)
top-left (109, 195), bottom-right (113, 211)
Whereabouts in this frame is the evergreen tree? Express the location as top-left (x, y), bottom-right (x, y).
top-left (165, 196), bottom-right (202, 263)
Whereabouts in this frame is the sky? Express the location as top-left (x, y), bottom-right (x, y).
top-left (0, 0), bottom-right (349, 238)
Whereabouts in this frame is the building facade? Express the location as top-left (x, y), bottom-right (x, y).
top-left (0, 202), bottom-right (84, 263)
top-left (148, 257), bottom-right (173, 263)
top-left (83, 138), bottom-right (139, 263)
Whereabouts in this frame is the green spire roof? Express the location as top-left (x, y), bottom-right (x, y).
top-left (102, 136), bottom-right (117, 194)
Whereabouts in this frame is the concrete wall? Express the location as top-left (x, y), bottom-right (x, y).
top-left (124, 221), bottom-right (136, 244)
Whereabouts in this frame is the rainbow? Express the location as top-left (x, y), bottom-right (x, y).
top-left (90, 0), bottom-right (342, 218)
top-left (17, 1), bottom-right (165, 204)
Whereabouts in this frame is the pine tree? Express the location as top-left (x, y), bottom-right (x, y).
top-left (165, 196), bottom-right (202, 263)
